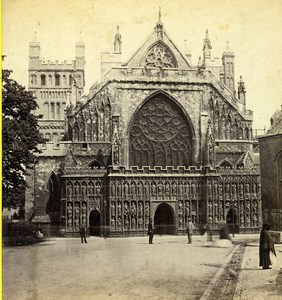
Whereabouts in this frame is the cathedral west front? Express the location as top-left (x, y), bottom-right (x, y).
top-left (26, 12), bottom-right (262, 236)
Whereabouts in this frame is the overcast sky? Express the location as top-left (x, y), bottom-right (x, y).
top-left (3, 0), bottom-right (282, 131)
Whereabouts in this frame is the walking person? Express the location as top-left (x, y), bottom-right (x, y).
top-left (148, 218), bottom-right (154, 244)
top-left (79, 225), bottom-right (87, 243)
top-left (259, 223), bottom-right (276, 269)
top-left (186, 218), bottom-right (194, 244)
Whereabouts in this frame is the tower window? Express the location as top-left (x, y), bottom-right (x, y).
top-left (55, 74), bottom-right (60, 86)
top-left (41, 74), bottom-right (46, 86)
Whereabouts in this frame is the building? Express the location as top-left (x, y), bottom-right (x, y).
top-left (28, 32), bottom-right (85, 143)
top-left (258, 106), bottom-right (282, 231)
top-left (26, 13), bottom-right (261, 236)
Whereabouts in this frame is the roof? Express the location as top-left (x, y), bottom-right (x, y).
top-left (267, 106), bottom-right (282, 134)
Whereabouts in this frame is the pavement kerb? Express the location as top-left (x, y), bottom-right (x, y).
top-left (199, 243), bottom-right (241, 300)
top-left (233, 243), bottom-right (251, 299)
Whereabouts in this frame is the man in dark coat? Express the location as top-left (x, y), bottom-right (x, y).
top-left (148, 219), bottom-right (154, 244)
top-left (79, 225), bottom-right (87, 243)
top-left (259, 223), bottom-right (276, 269)
top-left (186, 218), bottom-right (194, 244)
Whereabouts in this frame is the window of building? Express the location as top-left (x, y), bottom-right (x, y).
top-left (41, 74), bottom-right (46, 86)
top-left (45, 133), bottom-right (51, 142)
top-left (55, 74), bottom-right (60, 86)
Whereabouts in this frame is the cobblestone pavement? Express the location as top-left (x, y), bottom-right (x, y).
top-left (3, 235), bottom-right (235, 300)
top-left (234, 243), bottom-right (282, 300)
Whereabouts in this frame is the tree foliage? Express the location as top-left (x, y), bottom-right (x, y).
top-left (2, 70), bottom-right (44, 209)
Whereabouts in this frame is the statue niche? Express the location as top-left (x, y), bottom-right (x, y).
top-left (129, 94), bottom-right (194, 167)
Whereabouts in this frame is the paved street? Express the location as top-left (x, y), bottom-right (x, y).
top-left (4, 234), bottom-right (282, 300)
top-left (3, 235), bottom-right (235, 300)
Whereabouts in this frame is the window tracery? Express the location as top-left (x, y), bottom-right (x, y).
top-left (129, 95), bottom-right (193, 167)
top-left (144, 43), bottom-right (176, 68)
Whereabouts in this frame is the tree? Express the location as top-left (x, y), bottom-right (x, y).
top-left (2, 69), bottom-right (44, 210)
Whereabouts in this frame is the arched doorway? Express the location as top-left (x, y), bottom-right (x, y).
top-left (154, 203), bottom-right (175, 235)
top-left (226, 208), bottom-right (239, 234)
top-left (89, 210), bottom-right (101, 236)
top-left (46, 173), bottom-right (60, 234)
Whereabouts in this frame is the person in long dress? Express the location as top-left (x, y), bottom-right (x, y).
top-left (148, 218), bottom-right (154, 244)
top-left (259, 223), bottom-right (276, 269)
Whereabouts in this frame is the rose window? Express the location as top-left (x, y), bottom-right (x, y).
top-left (129, 95), bottom-right (193, 167)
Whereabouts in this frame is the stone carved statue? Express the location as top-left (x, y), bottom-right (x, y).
top-left (67, 203), bottom-right (72, 217)
top-left (117, 217), bottom-right (122, 228)
top-left (178, 201), bottom-right (183, 215)
top-left (88, 182), bottom-right (94, 195)
top-left (67, 182), bottom-right (73, 196)
top-left (178, 182), bottom-right (183, 195)
top-left (124, 215), bottom-right (129, 229)
top-left (158, 182), bottom-right (163, 194)
top-left (165, 183), bottom-right (170, 195)
top-left (232, 183), bottom-right (237, 199)
top-left (239, 182), bottom-right (243, 197)
top-left (111, 217), bottom-right (115, 227)
top-left (113, 145), bottom-right (119, 165)
top-left (117, 202), bottom-right (122, 215)
top-left (145, 202), bottom-right (150, 216)
top-left (151, 183), bottom-right (156, 195)
top-left (96, 182), bottom-right (101, 195)
top-left (208, 201), bottom-right (212, 214)
top-left (145, 216), bottom-right (149, 226)
top-left (131, 202), bottom-right (137, 216)
top-left (124, 202), bottom-right (129, 215)
top-left (81, 182), bottom-right (86, 196)
top-left (111, 202), bottom-right (115, 216)
top-left (81, 203), bottom-right (87, 226)
top-left (74, 217), bottom-right (79, 229)
top-left (245, 182), bottom-right (250, 195)
top-left (191, 182), bottom-right (196, 199)
top-left (116, 183), bottom-right (121, 196)
top-left (131, 217), bottom-right (136, 228)
top-left (131, 182), bottom-right (136, 195)
top-left (185, 201), bottom-right (190, 216)
top-left (74, 183), bottom-right (80, 196)
top-left (172, 182), bottom-right (177, 194)
top-left (138, 202), bottom-right (143, 216)
top-left (124, 182), bottom-right (129, 195)
top-left (138, 217), bottom-right (143, 228)
top-left (74, 203), bottom-right (80, 219)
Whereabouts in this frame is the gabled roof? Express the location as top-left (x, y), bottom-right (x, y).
top-left (124, 25), bottom-right (192, 69)
top-left (236, 151), bottom-right (255, 167)
top-left (267, 107), bottom-right (282, 134)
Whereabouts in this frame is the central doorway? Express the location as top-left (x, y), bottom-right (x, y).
top-left (154, 203), bottom-right (175, 235)
top-left (89, 210), bottom-right (101, 236)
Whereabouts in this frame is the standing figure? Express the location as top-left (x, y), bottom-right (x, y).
top-left (186, 218), bottom-right (194, 244)
top-left (79, 225), bottom-right (87, 243)
top-left (147, 218), bottom-right (154, 244)
top-left (259, 223), bottom-right (276, 269)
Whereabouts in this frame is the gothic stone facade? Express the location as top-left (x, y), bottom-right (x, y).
top-left (26, 19), bottom-right (262, 236)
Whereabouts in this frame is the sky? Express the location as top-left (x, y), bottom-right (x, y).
top-left (2, 0), bottom-right (282, 131)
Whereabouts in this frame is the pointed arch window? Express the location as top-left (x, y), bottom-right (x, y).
top-left (144, 43), bottom-right (177, 68)
top-left (55, 74), bottom-right (60, 86)
top-left (129, 94), bottom-right (193, 167)
top-left (41, 74), bottom-right (46, 86)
